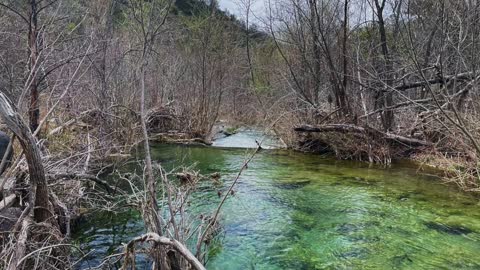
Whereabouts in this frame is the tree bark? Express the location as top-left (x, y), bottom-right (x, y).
top-left (0, 92), bottom-right (51, 223)
top-left (139, 60), bottom-right (162, 235)
top-left (374, 0), bottom-right (394, 131)
top-left (28, 0), bottom-right (40, 134)
top-left (342, 0), bottom-right (349, 103)
top-left (308, 0), bottom-right (321, 106)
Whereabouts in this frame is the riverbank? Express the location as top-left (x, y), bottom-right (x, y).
top-left (1, 118), bottom-right (475, 269)
top-left (288, 123), bottom-right (479, 193)
top-left (147, 121), bottom-right (479, 194)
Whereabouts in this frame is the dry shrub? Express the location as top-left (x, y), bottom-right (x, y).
top-left (412, 151), bottom-right (480, 191)
top-left (270, 110), bottom-right (303, 147)
top-left (0, 221), bottom-right (71, 270)
top-left (271, 106), bottom-right (394, 164)
top-left (445, 164), bottom-right (480, 192)
top-left (406, 110), bottom-right (480, 191)
top-left (295, 132), bottom-right (393, 164)
top-left (146, 106), bottom-right (182, 134)
top-left (25, 222), bottom-right (70, 269)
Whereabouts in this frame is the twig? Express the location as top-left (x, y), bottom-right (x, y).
top-left (196, 146), bottom-right (260, 257)
top-left (7, 216), bottom-right (32, 270)
top-left (47, 173), bottom-right (117, 194)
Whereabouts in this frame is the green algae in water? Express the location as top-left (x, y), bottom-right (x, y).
top-left (72, 144), bottom-right (480, 269)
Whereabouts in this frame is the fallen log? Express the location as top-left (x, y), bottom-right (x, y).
top-left (393, 71), bottom-right (478, 91)
top-left (294, 124), bottom-right (432, 147)
top-left (383, 132), bottom-right (432, 147)
top-left (295, 124), bottom-right (366, 134)
top-left (0, 92), bottom-right (52, 223)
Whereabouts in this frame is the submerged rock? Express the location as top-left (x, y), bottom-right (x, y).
top-left (274, 180), bottom-right (311, 190)
top-left (397, 191), bottom-right (425, 202)
top-left (210, 172), bottom-right (221, 181)
top-left (337, 176), bottom-right (378, 186)
top-left (336, 221), bottom-right (380, 234)
top-left (424, 221), bottom-right (474, 235)
top-left (338, 248), bottom-right (370, 260)
top-left (291, 211), bottom-right (316, 230)
top-left (391, 254), bottom-right (413, 269)
top-left (336, 223), bottom-right (361, 234)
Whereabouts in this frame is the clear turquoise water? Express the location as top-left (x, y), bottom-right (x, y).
top-left (73, 144), bottom-right (480, 269)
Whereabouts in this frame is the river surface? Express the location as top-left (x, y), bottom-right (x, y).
top-left (73, 143), bottom-right (480, 269)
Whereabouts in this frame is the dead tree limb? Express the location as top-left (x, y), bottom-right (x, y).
top-left (393, 71), bottom-right (477, 91)
top-left (47, 173), bottom-right (116, 194)
top-left (0, 92), bottom-right (52, 223)
top-left (0, 193), bottom-right (16, 212)
top-left (196, 146), bottom-right (260, 258)
top-left (7, 216), bottom-right (32, 270)
top-left (294, 124), bottom-right (432, 146)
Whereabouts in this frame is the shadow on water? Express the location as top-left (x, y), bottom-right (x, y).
top-left (73, 142), bottom-right (480, 269)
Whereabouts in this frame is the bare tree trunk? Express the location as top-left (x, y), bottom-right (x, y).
top-left (139, 58), bottom-right (166, 268)
top-left (374, 0), bottom-right (395, 131)
top-left (139, 53), bottom-right (170, 269)
top-left (139, 60), bottom-right (161, 235)
top-left (245, 0), bottom-right (266, 117)
top-left (310, 0), bottom-right (350, 114)
top-left (342, 0), bottom-right (349, 106)
top-left (308, 0), bottom-right (321, 106)
top-left (0, 92), bottom-right (51, 223)
top-left (28, 0), bottom-right (40, 134)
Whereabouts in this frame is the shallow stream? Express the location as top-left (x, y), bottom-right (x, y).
top-left (73, 138), bottom-right (480, 269)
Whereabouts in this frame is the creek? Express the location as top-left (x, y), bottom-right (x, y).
top-left (73, 130), bottom-right (480, 269)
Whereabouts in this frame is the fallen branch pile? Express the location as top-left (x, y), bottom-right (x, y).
top-left (295, 124), bottom-right (431, 147)
top-left (294, 124), bottom-right (433, 164)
